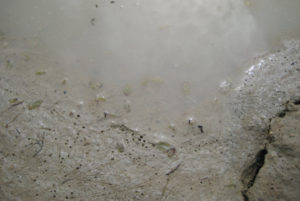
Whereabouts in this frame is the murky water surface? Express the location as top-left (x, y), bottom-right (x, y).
top-left (1, 0), bottom-right (300, 131)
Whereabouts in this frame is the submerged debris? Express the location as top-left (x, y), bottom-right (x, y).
top-left (9, 98), bottom-right (18, 104)
top-left (141, 77), bottom-right (164, 86)
top-left (166, 163), bottom-right (181, 176)
top-left (5, 98), bottom-right (24, 109)
top-left (35, 71), bottom-right (46, 75)
top-left (198, 125), bottom-right (204, 133)
top-left (182, 82), bottom-right (191, 95)
top-left (103, 111), bottom-right (119, 119)
top-left (166, 147), bottom-right (176, 158)
top-left (123, 100), bottom-right (131, 113)
top-left (116, 143), bottom-right (125, 153)
top-left (90, 18), bottom-right (96, 26)
top-left (28, 100), bottom-right (43, 110)
top-left (95, 95), bottom-right (107, 102)
top-left (188, 117), bottom-right (194, 125)
top-left (168, 123), bottom-right (176, 132)
top-left (122, 84), bottom-right (131, 96)
top-left (9, 100), bottom-right (23, 108)
top-left (89, 80), bottom-right (103, 89)
top-left (61, 78), bottom-right (68, 85)
top-left (155, 141), bottom-right (176, 157)
top-left (110, 123), bottom-right (137, 134)
top-left (155, 141), bottom-right (172, 152)
top-left (29, 133), bottom-right (45, 157)
top-left (6, 59), bottom-right (13, 68)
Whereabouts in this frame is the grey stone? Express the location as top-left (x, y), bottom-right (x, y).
top-left (246, 104), bottom-right (300, 201)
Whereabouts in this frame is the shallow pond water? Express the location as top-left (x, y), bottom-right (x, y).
top-left (1, 0), bottom-right (300, 132)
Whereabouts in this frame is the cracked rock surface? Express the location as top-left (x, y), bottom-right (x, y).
top-left (232, 40), bottom-right (300, 201)
top-left (247, 103), bottom-right (300, 201)
top-left (0, 35), bottom-right (300, 201)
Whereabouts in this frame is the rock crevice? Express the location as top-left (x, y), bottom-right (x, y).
top-left (241, 148), bottom-right (268, 201)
